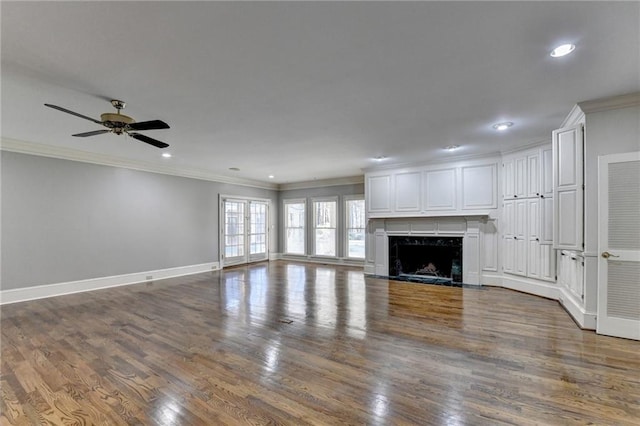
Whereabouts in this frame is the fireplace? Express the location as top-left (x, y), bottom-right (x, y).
top-left (388, 236), bottom-right (463, 285)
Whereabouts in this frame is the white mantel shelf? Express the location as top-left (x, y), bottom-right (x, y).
top-left (369, 212), bottom-right (494, 220)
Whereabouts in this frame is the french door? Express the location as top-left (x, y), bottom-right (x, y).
top-left (221, 197), bottom-right (269, 267)
top-left (597, 152), bottom-right (640, 340)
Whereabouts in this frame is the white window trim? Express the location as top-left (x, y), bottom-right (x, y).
top-left (344, 194), bottom-right (366, 260)
top-left (283, 198), bottom-right (307, 255)
top-left (311, 196), bottom-right (339, 258)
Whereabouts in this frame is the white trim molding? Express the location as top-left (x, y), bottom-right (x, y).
top-left (1, 138), bottom-right (278, 190)
top-left (558, 286), bottom-right (597, 330)
top-left (0, 262), bottom-right (220, 305)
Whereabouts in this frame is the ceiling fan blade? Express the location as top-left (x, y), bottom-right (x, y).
top-left (129, 132), bottom-right (169, 149)
top-left (72, 129), bottom-right (111, 137)
top-left (127, 120), bottom-right (170, 131)
top-left (44, 104), bottom-right (103, 124)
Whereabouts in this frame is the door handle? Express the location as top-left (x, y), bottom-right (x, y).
top-left (601, 251), bottom-right (620, 259)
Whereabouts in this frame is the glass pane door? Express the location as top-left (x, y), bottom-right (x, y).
top-left (223, 198), bottom-right (269, 267)
top-left (224, 200), bottom-right (246, 265)
top-left (249, 201), bottom-right (268, 262)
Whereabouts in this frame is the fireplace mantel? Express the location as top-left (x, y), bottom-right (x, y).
top-left (367, 216), bottom-right (484, 285)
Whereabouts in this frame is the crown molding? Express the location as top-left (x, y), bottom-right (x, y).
top-left (560, 103), bottom-right (586, 128)
top-left (278, 175), bottom-right (364, 191)
top-left (500, 137), bottom-right (551, 156)
top-left (362, 151), bottom-right (502, 173)
top-left (0, 138), bottom-right (279, 190)
top-left (577, 92), bottom-right (640, 114)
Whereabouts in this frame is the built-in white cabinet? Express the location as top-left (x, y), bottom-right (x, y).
top-left (552, 124), bottom-right (584, 251)
top-left (502, 143), bottom-right (555, 281)
top-left (365, 158), bottom-right (498, 218)
top-left (394, 171), bottom-right (421, 212)
top-left (366, 174), bottom-right (392, 214)
top-left (558, 250), bottom-right (584, 300)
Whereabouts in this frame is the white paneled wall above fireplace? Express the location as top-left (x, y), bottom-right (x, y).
top-left (365, 156), bottom-right (500, 218)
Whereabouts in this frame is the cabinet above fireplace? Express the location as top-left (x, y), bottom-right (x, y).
top-left (364, 156), bottom-right (499, 218)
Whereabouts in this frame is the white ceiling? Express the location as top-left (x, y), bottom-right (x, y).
top-left (2, 1), bottom-right (639, 185)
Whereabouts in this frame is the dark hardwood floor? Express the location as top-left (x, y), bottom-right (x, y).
top-left (1, 261), bottom-right (639, 425)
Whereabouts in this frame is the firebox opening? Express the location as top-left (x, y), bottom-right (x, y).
top-left (388, 236), bottom-right (463, 285)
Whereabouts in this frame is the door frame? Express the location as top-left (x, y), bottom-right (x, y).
top-left (219, 194), bottom-right (271, 268)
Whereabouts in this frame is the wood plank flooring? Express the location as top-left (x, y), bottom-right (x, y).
top-left (1, 261), bottom-right (639, 425)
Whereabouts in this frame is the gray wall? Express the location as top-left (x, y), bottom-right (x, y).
top-left (584, 105), bottom-right (640, 253)
top-left (278, 183), bottom-right (364, 258)
top-left (1, 152), bottom-right (278, 290)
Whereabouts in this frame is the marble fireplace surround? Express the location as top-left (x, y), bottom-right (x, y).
top-left (369, 216), bottom-right (486, 285)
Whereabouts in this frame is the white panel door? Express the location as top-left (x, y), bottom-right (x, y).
top-left (394, 171), bottom-right (421, 212)
top-left (553, 124), bottom-right (584, 250)
top-left (597, 152), bottom-right (640, 340)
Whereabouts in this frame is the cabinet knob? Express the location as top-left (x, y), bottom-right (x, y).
top-left (536, 193), bottom-right (540, 196)
top-left (540, 194), bottom-right (545, 198)
top-left (535, 238), bottom-right (539, 241)
top-left (514, 195), bottom-right (518, 198)
top-left (514, 236), bottom-right (517, 240)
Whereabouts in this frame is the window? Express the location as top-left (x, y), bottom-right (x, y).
top-left (346, 196), bottom-right (365, 259)
top-left (313, 198), bottom-right (337, 257)
top-left (284, 200), bottom-right (305, 255)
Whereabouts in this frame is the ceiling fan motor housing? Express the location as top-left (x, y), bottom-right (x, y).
top-left (100, 112), bottom-right (135, 134)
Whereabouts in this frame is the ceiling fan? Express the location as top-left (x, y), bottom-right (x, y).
top-left (44, 100), bottom-right (170, 148)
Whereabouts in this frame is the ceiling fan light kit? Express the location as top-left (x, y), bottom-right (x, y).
top-left (44, 99), bottom-right (171, 148)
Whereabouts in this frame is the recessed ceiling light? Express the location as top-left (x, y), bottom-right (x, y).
top-left (444, 145), bottom-right (460, 151)
top-left (550, 43), bottom-right (575, 58)
top-left (162, 152), bottom-right (172, 158)
top-left (229, 167), bottom-right (240, 171)
top-left (268, 175), bottom-right (275, 179)
top-left (373, 155), bottom-right (387, 161)
top-left (493, 122), bottom-right (514, 131)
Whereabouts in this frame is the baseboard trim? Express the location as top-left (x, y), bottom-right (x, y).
top-left (277, 254), bottom-right (365, 267)
top-left (486, 274), bottom-right (560, 300)
top-left (557, 287), bottom-right (597, 330)
top-left (0, 262), bottom-right (220, 305)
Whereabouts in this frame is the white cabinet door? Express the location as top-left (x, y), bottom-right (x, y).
top-left (394, 171), bottom-right (421, 212)
top-left (539, 244), bottom-right (556, 282)
top-left (527, 199), bottom-right (540, 278)
top-left (553, 124), bottom-right (584, 250)
top-left (503, 158), bottom-right (515, 199)
top-left (366, 174), bottom-right (392, 215)
top-left (540, 196), bottom-right (554, 245)
top-left (502, 200), bottom-right (515, 273)
top-left (527, 153), bottom-right (540, 198)
top-left (514, 156), bottom-right (527, 199)
top-left (514, 199), bottom-right (528, 275)
top-left (541, 146), bottom-right (553, 198)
